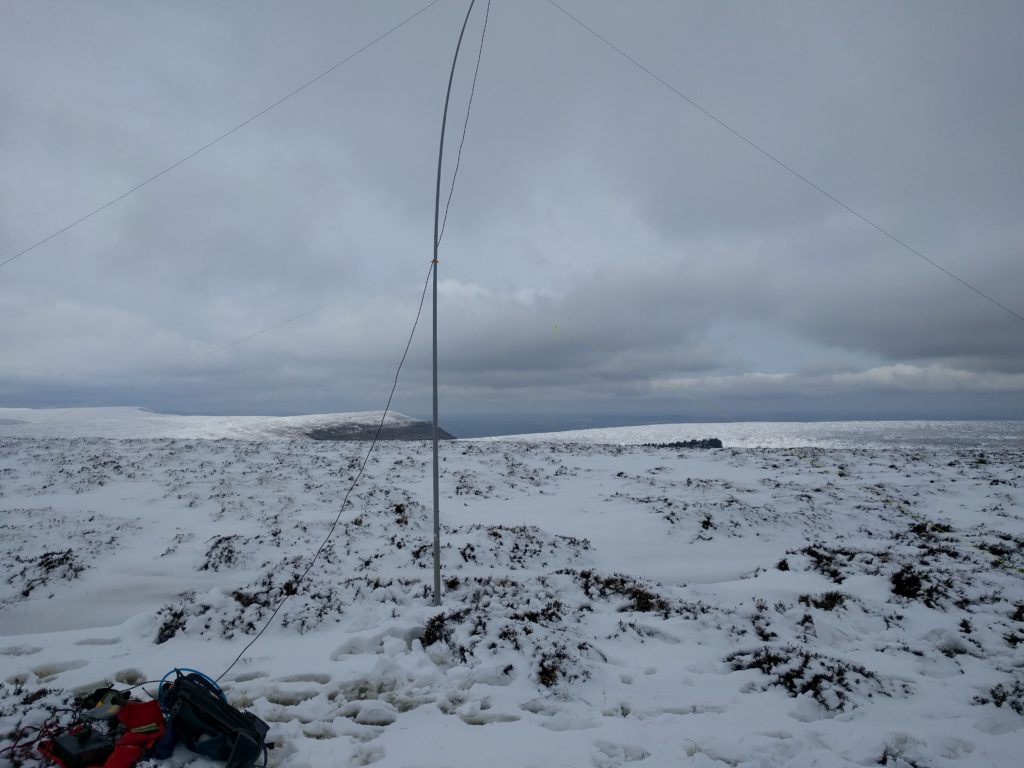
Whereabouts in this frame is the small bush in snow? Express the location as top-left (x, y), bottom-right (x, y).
top-left (8, 549), bottom-right (86, 598)
top-left (799, 591), bottom-right (848, 611)
top-left (974, 679), bottom-right (1024, 716)
top-left (727, 645), bottom-right (888, 712)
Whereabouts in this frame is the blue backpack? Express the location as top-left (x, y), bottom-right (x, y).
top-left (158, 670), bottom-right (269, 768)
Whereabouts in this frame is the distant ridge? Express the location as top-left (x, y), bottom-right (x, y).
top-left (305, 422), bottom-right (455, 441)
top-left (0, 407), bottom-right (452, 441)
top-left (642, 438), bottom-right (722, 449)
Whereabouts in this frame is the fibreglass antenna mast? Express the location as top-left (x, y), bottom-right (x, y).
top-left (431, 0), bottom-right (480, 606)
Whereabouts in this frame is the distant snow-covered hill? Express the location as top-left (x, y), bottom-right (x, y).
top-left (0, 407), bottom-right (444, 440)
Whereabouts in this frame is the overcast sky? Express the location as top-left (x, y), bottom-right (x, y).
top-left (2, 0), bottom-right (1022, 435)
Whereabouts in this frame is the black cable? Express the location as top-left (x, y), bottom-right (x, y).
top-left (122, 680), bottom-right (165, 701)
top-left (216, 263), bottom-right (434, 682)
top-left (544, 0), bottom-right (1024, 326)
top-left (128, 681), bottom-right (162, 689)
top-left (0, 0), bottom-right (442, 271)
top-left (437, 0), bottom-right (492, 246)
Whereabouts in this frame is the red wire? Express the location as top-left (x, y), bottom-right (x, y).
top-left (0, 712), bottom-right (76, 759)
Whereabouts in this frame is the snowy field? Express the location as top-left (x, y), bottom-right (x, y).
top-left (1, 415), bottom-right (1023, 767)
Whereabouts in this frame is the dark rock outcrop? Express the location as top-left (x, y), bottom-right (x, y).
top-left (643, 438), bottom-right (723, 449)
top-left (305, 421), bottom-right (455, 441)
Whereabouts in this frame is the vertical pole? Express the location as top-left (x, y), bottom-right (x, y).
top-left (431, 257), bottom-right (441, 606)
top-left (432, 0), bottom-right (477, 607)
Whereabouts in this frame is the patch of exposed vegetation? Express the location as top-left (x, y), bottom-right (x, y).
top-left (727, 645), bottom-right (888, 712)
top-left (566, 569), bottom-right (706, 618)
top-left (889, 565), bottom-right (951, 608)
top-left (8, 550), bottom-right (86, 598)
top-left (799, 591), bottom-right (848, 611)
top-left (155, 601), bottom-right (189, 644)
top-left (974, 679), bottom-right (1024, 716)
top-left (789, 544), bottom-right (880, 583)
top-left (909, 521), bottom-right (953, 538)
top-left (198, 534), bottom-right (241, 571)
top-left (537, 643), bottom-right (577, 687)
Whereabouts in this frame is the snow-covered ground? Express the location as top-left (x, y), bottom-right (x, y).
top-left (1, 417), bottom-right (1023, 766)
top-left (490, 419), bottom-right (1024, 451)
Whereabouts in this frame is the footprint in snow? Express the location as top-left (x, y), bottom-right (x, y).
top-left (0, 644), bottom-right (42, 656)
top-left (338, 699), bottom-right (397, 726)
top-left (264, 687), bottom-right (319, 706)
top-left (459, 710), bottom-right (521, 724)
top-left (224, 670), bottom-right (267, 683)
top-left (592, 740), bottom-right (650, 768)
top-left (114, 668), bottom-right (146, 685)
top-left (275, 672), bottom-right (330, 684)
top-left (348, 742), bottom-right (385, 767)
top-left (301, 722), bottom-right (336, 740)
top-left (330, 626), bottom-right (421, 659)
top-left (29, 659), bottom-right (89, 682)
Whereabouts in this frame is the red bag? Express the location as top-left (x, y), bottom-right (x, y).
top-left (38, 700), bottom-right (165, 768)
top-left (104, 701), bottom-right (165, 767)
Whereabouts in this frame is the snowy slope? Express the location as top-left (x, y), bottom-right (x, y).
top-left (489, 419), bottom-right (1024, 450)
top-left (0, 407), bottom-right (418, 440)
top-left (1, 429), bottom-right (1022, 767)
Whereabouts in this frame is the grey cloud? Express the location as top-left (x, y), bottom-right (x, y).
top-left (1, 0), bottom-right (1022, 426)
